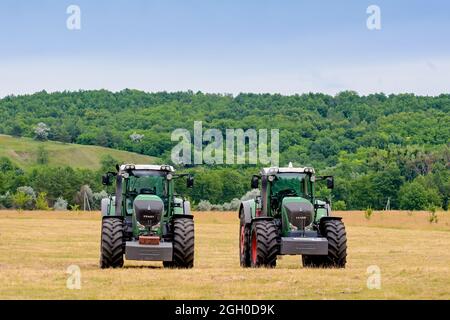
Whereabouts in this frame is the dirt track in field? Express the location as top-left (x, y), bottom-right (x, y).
top-left (0, 210), bottom-right (449, 299)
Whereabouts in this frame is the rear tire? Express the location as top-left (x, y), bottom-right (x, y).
top-left (250, 220), bottom-right (279, 268)
top-left (100, 218), bottom-right (124, 269)
top-left (172, 218), bottom-right (195, 268)
top-left (239, 212), bottom-right (251, 268)
top-left (302, 219), bottom-right (347, 268)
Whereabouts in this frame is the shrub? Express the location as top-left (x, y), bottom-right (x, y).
top-left (17, 186), bottom-right (36, 200)
top-left (35, 192), bottom-right (50, 210)
top-left (427, 206), bottom-right (439, 224)
top-left (222, 198), bottom-right (241, 211)
top-left (75, 185), bottom-right (94, 210)
top-left (93, 190), bottom-right (108, 210)
top-left (14, 186), bottom-right (36, 210)
top-left (333, 200), bottom-right (347, 211)
top-left (240, 189), bottom-right (260, 201)
top-left (211, 204), bottom-right (224, 211)
top-left (0, 192), bottom-right (13, 209)
top-left (53, 197), bottom-right (68, 211)
top-left (34, 122), bottom-right (50, 141)
top-left (399, 181), bottom-right (442, 210)
top-left (365, 207), bottom-right (373, 220)
top-left (196, 200), bottom-right (212, 211)
top-left (12, 191), bottom-right (33, 211)
top-left (69, 204), bottom-right (80, 211)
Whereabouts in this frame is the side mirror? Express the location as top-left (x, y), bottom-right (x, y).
top-left (326, 177), bottom-right (334, 189)
top-left (187, 176), bottom-right (194, 188)
top-left (102, 174), bottom-right (112, 186)
top-left (251, 175), bottom-right (259, 189)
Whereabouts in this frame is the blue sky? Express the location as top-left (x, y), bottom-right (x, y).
top-left (0, 0), bottom-right (449, 96)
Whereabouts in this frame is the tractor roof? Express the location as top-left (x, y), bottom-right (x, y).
top-left (261, 164), bottom-right (315, 175)
top-left (119, 164), bottom-right (175, 172)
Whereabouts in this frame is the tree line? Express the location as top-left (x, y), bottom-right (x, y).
top-left (0, 90), bottom-right (448, 210)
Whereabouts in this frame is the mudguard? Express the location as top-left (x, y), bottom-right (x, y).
top-left (239, 199), bottom-right (256, 225)
top-left (183, 201), bottom-right (191, 215)
top-left (101, 197), bottom-right (116, 216)
top-left (315, 199), bottom-right (331, 222)
top-left (173, 198), bottom-right (192, 215)
top-left (102, 215), bottom-right (124, 221)
top-left (320, 216), bottom-right (342, 222)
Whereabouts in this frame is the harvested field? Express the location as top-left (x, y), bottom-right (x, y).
top-left (0, 210), bottom-right (449, 299)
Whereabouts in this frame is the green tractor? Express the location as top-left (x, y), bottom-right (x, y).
top-left (239, 163), bottom-right (347, 268)
top-left (100, 164), bottom-right (195, 269)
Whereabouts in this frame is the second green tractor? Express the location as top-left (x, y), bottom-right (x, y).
top-left (239, 163), bottom-right (347, 268)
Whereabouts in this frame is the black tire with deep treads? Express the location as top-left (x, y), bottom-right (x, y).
top-left (172, 218), bottom-right (195, 268)
top-left (239, 212), bottom-right (251, 268)
top-left (250, 220), bottom-right (279, 268)
top-left (302, 219), bottom-right (347, 268)
top-left (100, 218), bottom-right (124, 269)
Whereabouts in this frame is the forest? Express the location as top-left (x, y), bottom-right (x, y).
top-left (0, 89), bottom-right (448, 211)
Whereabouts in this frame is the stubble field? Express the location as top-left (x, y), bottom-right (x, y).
top-left (0, 210), bottom-right (449, 299)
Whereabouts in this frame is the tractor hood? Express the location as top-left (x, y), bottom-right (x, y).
top-left (133, 194), bottom-right (164, 231)
top-left (281, 197), bottom-right (314, 231)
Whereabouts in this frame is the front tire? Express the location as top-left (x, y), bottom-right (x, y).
top-left (250, 220), bottom-right (279, 268)
top-left (302, 219), bottom-right (347, 268)
top-left (100, 218), bottom-right (124, 269)
top-left (172, 218), bottom-right (195, 268)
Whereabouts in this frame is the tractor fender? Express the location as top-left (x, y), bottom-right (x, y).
top-left (320, 216), bottom-right (342, 222)
top-left (325, 202), bottom-right (332, 216)
top-left (239, 200), bottom-right (255, 225)
top-left (101, 197), bottom-right (116, 216)
top-left (102, 215), bottom-right (124, 221)
top-left (183, 200), bottom-right (191, 215)
top-left (101, 198), bottom-right (109, 216)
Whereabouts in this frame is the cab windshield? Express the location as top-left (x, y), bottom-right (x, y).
top-left (271, 173), bottom-right (311, 198)
top-left (127, 170), bottom-right (166, 197)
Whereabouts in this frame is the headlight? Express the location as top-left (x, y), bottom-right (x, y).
top-left (268, 175), bottom-right (275, 182)
top-left (166, 173), bottom-right (173, 181)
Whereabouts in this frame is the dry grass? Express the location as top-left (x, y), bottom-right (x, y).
top-left (0, 210), bottom-right (449, 300)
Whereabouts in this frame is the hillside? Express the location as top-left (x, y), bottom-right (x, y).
top-left (0, 135), bottom-right (159, 170)
top-left (0, 90), bottom-right (448, 210)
